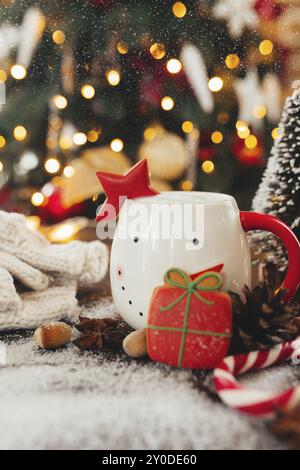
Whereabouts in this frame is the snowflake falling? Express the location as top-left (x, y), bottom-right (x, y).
top-left (213, 0), bottom-right (258, 38)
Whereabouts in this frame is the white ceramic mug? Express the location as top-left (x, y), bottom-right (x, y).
top-left (110, 191), bottom-right (300, 329)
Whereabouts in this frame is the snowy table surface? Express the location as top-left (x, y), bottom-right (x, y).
top-left (0, 278), bottom-right (297, 450)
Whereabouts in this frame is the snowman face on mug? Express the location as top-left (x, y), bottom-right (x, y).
top-left (109, 193), bottom-right (224, 330)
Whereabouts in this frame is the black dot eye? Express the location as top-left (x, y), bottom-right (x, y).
top-left (122, 286), bottom-right (125, 291)
top-left (133, 236), bottom-right (139, 243)
top-left (139, 312), bottom-right (143, 317)
top-left (129, 300), bottom-right (132, 305)
top-left (193, 238), bottom-right (199, 245)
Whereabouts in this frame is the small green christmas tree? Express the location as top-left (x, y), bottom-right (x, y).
top-left (252, 90), bottom-right (300, 265)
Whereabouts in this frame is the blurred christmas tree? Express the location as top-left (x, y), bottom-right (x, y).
top-left (252, 90), bottom-right (300, 266)
top-left (0, 0), bottom-right (290, 219)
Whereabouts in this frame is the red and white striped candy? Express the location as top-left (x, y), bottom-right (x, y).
top-left (213, 336), bottom-right (300, 418)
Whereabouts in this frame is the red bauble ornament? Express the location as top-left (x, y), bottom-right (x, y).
top-left (137, 55), bottom-right (164, 111)
top-left (198, 147), bottom-right (215, 161)
top-left (96, 159), bottom-right (159, 222)
top-left (231, 135), bottom-right (264, 166)
top-left (139, 72), bottom-right (163, 110)
top-left (254, 0), bottom-right (284, 21)
top-left (147, 268), bottom-right (232, 369)
top-left (37, 188), bottom-right (85, 224)
top-left (197, 132), bottom-right (216, 161)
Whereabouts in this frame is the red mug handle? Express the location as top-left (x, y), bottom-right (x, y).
top-left (240, 211), bottom-right (300, 302)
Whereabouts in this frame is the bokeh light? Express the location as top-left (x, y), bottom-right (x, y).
top-left (259, 39), bottom-right (273, 55)
top-left (117, 41), bottom-right (128, 54)
top-left (236, 120), bottom-right (248, 131)
top-left (52, 95), bottom-right (68, 110)
top-left (245, 135), bottom-right (257, 149)
top-left (81, 84), bottom-right (95, 99)
top-left (161, 96), bottom-right (174, 111)
top-left (31, 192), bottom-right (45, 207)
top-left (110, 138), bottom-right (124, 152)
top-left (182, 121), bottom-right (194, 133)
top-left (87, 129), bottom-right (99, 142)
top-left (0, 69), bottom-right (7, 82)
top-left (63, 166), bottom-right (75, 178)
top-left (73, 132), bottom-right (87, 145)
top-left (253, 104), bottom-right (267, 119)
top-left (225, 54), bottom-right (240, 69)
top-left (106, 70), bottom-right (121, 86)
top-left (150, 43), bottom-right (166, 60)
top-left (11, 64), bottom-right (26, 80)
top-left (181, 180), bottom-right (193, 191)
top-left (59, 136), bottom-right (72, 150)
top-left (172, 2), bottom-right (187, 18)
top-left (52, 30), bottom-right (66, 45)
top-left (211, 131), bottom-right (223, 144)
top-left (208, 77), bottom-right (223, 92)
top-left (167, 58), bottom-right (182, 74)
top-left (144, 127), bottom-right (156, 141)
top-left (202, 160), bottom-right (215, 173)
top-left (237, 127), bottom-right (250, 139)
top-left (45, 158), bottom-right (60, 174)
top-left (13, 125), bottom-right (27, 141)
top-left (0, 135), bottom-right (6, 148)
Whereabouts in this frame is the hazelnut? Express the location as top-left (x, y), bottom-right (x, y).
top-left (123, 328), bottom-right (147, 358)
top-left (34, 322), bottom-right (72, 350)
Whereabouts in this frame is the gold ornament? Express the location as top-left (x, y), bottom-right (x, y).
top-left (150, 178), bottom-right (172, 192)
top-left (60, 146), bottom-right (131, 207)
top-left (138, 128), bottom-right (188, 181)
top-left (83, 146), bottom-right (130, 174)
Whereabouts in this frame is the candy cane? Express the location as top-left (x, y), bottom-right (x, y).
top-left (213, 336), bottom-right (300, 418)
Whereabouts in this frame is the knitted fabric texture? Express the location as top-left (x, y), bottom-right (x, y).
top-left (0, 211), bottom-right (109, 330)
top-left (0, 211), bottom-right (108, 286)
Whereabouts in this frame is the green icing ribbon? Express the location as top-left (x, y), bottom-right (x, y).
top-left (147, 267), bottom-right (231, 368)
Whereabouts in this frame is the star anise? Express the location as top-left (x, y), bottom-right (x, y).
top-left (75, 316), bottom-right (119, 333)
top-left (102, 326), bottom-right (126, 351)
top-left (73, 332), bottom-right (103, 351)
top-left (73, 316), bottom-right (129, 352)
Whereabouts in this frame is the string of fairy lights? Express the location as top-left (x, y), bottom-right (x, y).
top-left (0, 0), bottom-right (281, 209)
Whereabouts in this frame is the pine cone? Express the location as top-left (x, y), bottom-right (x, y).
top-left (269, 406), bottom-right (300, 449)
top-left (229, 283), bottom-right (300, 354)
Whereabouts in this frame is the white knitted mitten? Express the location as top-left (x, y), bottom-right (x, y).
top-left (0, 267), bottom-right (21, 313)
top-left (0, 267), bottom-right (78, 330)
top-left (0, 211), bottom-right (109, 330)
top-left (0, 251), bottom-right (49, 291)
top-left (0, 211), bottom-right (109, 288)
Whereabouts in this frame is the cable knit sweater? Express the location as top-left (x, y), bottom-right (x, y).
top-left (0, 211), bottom-right (109, 330)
